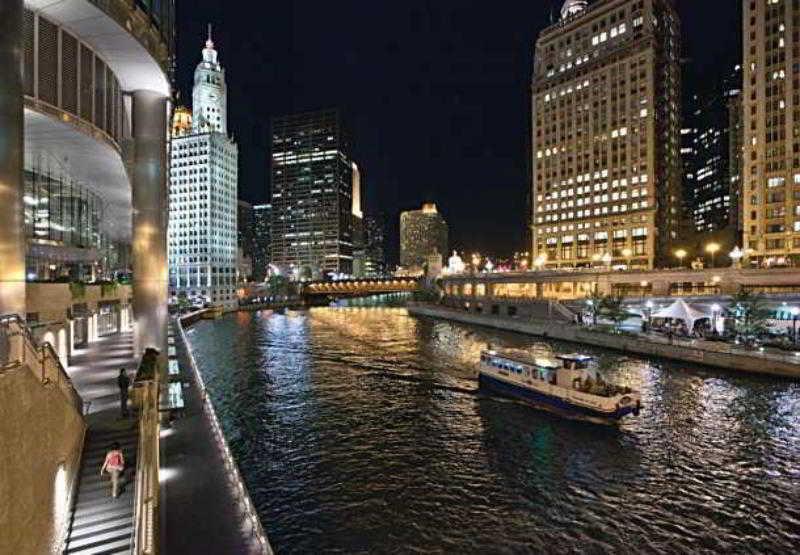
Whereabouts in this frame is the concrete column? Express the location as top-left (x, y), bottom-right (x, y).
top-left (0, 0), bottom-right (26, 318)
top-left (131, 90), bottom-right (168, 356)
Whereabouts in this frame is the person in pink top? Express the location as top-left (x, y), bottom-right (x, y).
top-left (100, 442), bottom-right (125, 498)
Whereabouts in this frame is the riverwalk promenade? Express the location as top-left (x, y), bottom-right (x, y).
top-left (58, 325), bottom-right (271, 554)
top-left (407, 303), bottom-right (800, 379)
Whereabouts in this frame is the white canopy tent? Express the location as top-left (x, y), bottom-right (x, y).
top-left (651, 299), bottom-right (710, 330)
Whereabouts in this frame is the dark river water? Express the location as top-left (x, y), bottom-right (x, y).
top-left (186, 307), bottom-right (800, 554)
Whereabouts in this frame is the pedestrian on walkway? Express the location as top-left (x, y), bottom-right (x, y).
top-left (100, 442), bottom-right (125, 498)
top-left (118, 368), bottom-right (130, 418)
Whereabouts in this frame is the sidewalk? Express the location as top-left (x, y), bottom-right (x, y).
top-left (159, 323), bottom-right (266, 554)
top-left (68, 331), bottom-right (138, 415)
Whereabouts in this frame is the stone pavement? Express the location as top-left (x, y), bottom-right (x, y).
top-left (68, 331), bottom-right (139, 415)
top-left (159, 321), bottom-right (267, 554)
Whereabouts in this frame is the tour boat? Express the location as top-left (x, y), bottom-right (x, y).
top-left (478, 345), bottom-right (641, 421)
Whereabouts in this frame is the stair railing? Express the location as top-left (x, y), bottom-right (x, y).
top-left (0, 314), bottom-right (83, 415)
top-left (132, 372), bottom-right (160, 554)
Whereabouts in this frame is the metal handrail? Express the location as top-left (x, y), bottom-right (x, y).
top-left (132, 378), bottom-right (160, 555)
top-left (177, 313), bottom-right (273, 554)
top-left (0, 314), bottom-right (84, 415)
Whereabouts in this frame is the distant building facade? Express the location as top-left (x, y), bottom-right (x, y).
top-left (531, 0), bottom-right (682, 269)
top-left (252, 203), bottom-right (271, 281)
top-left (400, 203), bottom-right (448, 270)
top-left (682, 69), bottom-right (742, 235)
top-left (742, 0), bottom-right (800, 263)
top-left (168, 33), bottom-right (238, 308)
top-left (364, 214), bottom-right (387, 277)
top-left (728, 88), bottom-right (743, 235)
top-left (237, 200), bottom-right (256, 260)
top-left (270, 109), bottom-right (356, 279)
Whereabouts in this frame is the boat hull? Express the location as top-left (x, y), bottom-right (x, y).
top-left (479, 372), bottom-right (637, 421)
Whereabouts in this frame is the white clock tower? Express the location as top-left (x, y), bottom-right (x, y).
top-left (192, 25), bottom-right (227, 134)
top-left (169, 25), bottom-right (239, 309)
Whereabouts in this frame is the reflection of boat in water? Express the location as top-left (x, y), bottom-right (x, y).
top-left (478, 344), bottom-right (641, 421)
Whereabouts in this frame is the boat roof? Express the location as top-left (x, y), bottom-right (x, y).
top-left (556, 354), bottom-right (595, 363)
top-left (482, 349), bottom-right (560, 369)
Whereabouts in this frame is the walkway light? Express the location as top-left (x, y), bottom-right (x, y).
top-left (706, 242), bottom-right (721, 268)
top-left (534, 253), bottom-right (547, 270)
top-left (601, 252), bottom-right (612, 267)
top-left (674, 248), bottom-right (688, 267)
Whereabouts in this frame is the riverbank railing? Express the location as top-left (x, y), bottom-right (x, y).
top-left (177, 312), bottom-right (274, 554)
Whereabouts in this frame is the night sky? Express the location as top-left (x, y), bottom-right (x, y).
top-left (175, 0), bottom-right (740, 265)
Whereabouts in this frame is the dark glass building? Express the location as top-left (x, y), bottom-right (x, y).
top-left (364, 213), bottom-right (387, 277)
top-left (682, 67), bottom-right (742, 234)
top-left (270, 109), bottom-right (355, 279)
top-left (253, 203), bottom-right (271, 281)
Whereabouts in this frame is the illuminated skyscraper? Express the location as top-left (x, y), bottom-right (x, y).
top-left (270, 108), bottom-right (356, 279)
top-left (400, 203), bottom-right (448, 270)
top-left (742, 0), bottom-right (800, 262)
top-left (682, 68), bottom-right (742, 234)
top-left (252, 203), bottom-right (272, 280)
top-left (168, 30), bottom-right (238, 308)
top-left (531, 0), bottom-right (682, 269)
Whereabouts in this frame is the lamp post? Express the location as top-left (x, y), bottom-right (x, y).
top-left (674, 248), bottom-right (688, 268)
top-left (534, 253), bottom-right (547, 271)
top-left (706, 242), bottom-right (721, 268)
top-left (602, 252), bottom-right (612, 269)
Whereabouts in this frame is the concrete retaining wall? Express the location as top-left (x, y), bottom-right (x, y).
top-left (407, 304), bottom-right (800, 379)
top-left (0, 367), bottom-right (85, 554)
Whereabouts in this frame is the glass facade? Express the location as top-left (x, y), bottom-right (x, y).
top-left (23, 169), bottom-right (123, 281)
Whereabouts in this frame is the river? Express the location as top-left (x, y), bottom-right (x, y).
top-left (186, 307), bottom-right (800, 554)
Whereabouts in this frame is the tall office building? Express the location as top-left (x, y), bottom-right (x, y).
top-left (728, 88), bottom-right (744, 235)
top-left (742, 0), bottom-right (800, 263)
top-left (270, 109), bottom-right (356, 280)
top-left (531, 0), bottom-right (682, 269)
top-left (237, 200), bottom-right (256, 258)
top-left (400, 203), bottom-right (448, 270)
top-left (364, 214), bottom-right (387, 277)
top-left (682, 68), bottom-right (742, 234)
top-left (252, 203), bottom-right (272, 281)
top-left (168, 31), bottom-right (239, 308)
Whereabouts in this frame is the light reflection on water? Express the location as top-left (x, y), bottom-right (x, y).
top-left (188, 307), bottom-right (800, 554)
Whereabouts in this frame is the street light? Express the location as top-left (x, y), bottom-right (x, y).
top-left (674, 248), bottom-right (688, 268)
top-left (601, 252), bottom-right (612, 268)
top-left (706, 242), bottom-right (721, 268)
top-left (534, 253), bottom-right (547, 270)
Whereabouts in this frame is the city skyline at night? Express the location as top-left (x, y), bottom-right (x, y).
top-left (174, 1), bottom-right (741, 263)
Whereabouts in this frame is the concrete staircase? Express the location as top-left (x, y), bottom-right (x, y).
top-left (64, 421), bottom-right (138, 555)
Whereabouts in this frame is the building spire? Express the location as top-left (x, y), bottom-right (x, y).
top-left (206, 23), bottom-right (214, 49)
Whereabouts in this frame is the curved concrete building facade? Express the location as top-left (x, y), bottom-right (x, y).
top-left (0, 0), bottom-right (174, 358)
